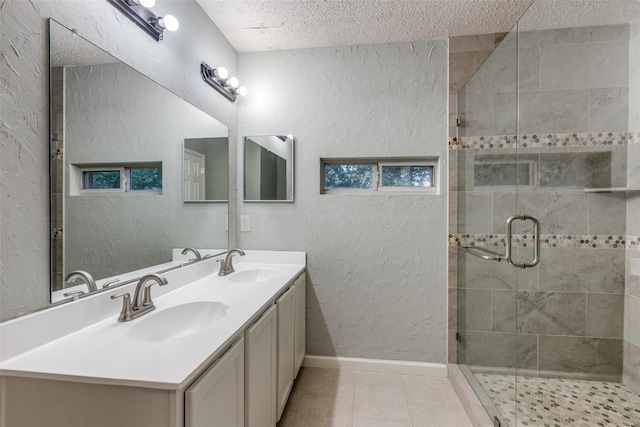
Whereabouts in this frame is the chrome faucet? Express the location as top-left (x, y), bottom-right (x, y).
top-left (64, 270), bottom-right (97, 292)
top-left (181, 247), bottom-right (202, 261)
top-left (110, 273), bottom-right (169, 322)
top-left (218, 249), bottom-right (245, 276)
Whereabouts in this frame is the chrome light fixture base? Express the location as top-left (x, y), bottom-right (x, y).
top-left (107, 0), bottom-right (164, 41)
top-left (201, 62), bottom-right (237, 103)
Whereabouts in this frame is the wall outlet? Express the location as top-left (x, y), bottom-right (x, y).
top-left (241, 215), bottom-right (251, 232)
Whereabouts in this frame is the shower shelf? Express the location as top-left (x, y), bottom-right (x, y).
top-left (584, 187), bottom-right (640, 194)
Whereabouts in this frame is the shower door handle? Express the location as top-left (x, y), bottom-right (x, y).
top-left (505, 214), bottom-right (540, 269)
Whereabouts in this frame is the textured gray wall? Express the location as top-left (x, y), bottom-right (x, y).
top-left (0, 0), bottom-right (238, 321)
top-left (238, 41), bottom-right (450, 363)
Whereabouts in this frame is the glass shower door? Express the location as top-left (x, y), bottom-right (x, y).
top-left (455, 23), bottom-right (529, 427)
top-left (457, 1), bottom-right (639, 425)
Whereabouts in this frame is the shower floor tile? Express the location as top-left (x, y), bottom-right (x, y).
top-left (475, 374), bottom-right (640, 427)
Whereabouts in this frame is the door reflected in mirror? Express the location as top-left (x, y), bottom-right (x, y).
top-left (243, 135), bottom-right (294, 202)
top-left (184, 138), bottom-right (229, 202)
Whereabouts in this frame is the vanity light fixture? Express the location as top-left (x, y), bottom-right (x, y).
top-left (107, 0), bottom-right (179, 41)
top-left (200, 62), bottom-right (248, 103)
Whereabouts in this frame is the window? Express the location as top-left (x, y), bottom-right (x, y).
top-left (74, 164), bottom-right (162, 195)
top-left (323, 163), bottom-right (375, 191)
top-left (82, 170), bottom-right (122, 190)
top-left (321, 158), bottom-right (437, 193)
top-left (130, 167), bottom-right (163, 191)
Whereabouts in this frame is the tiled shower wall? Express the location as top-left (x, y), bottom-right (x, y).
top-left (451, 25), bottom-right (634, 381)
top-left (625, 19), bottom-right (640, 394)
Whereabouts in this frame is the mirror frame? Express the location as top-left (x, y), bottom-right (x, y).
top-left (242, 135), bottom-right (295, 203)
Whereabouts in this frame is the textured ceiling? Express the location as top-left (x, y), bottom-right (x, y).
top-left (50, 20), bottom-right (118, 67)
top-left (197, 0), bottom-right (640, 53)
top-left (196, 0), bottom-right (535, 52)
top-left (519, 0), bottom-right (640, 31)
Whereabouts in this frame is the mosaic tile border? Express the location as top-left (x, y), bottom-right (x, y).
top-left (448, 233), bottom-right (639, 250)
top-left (449, 131), bottom-right (639, 150)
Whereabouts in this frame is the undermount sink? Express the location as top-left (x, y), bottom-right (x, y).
top-left (228, 269), bottom-right (281, 283)
top-left (128, 301), bottom-right (227, 342)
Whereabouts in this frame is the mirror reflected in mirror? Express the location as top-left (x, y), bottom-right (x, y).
top-left (49, 19), bottom-right (229, 303)
top-left (183, 138), bottom-right (229, 202)
top-left (243, 135), bottom-right (294, 202)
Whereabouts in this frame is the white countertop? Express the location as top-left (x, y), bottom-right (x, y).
top-left (0, 251), bottom-right (305, 390)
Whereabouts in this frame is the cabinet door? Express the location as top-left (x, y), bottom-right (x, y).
top-left (276, 286), bottom-right (295, 420)
top-left (245, 304), bottom-right (277, 427)
top-left (185, 337), bottom-right (245, 427)
top-left (293, 273), bottom-right (306, 377)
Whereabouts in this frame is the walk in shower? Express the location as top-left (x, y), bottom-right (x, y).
top-left (452, 1), bottom-right (640, 425)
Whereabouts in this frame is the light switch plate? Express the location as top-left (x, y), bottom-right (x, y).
top-left (241, 215), bottom-right (251, 232)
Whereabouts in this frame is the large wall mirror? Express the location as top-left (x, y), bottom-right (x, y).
top-left (49, 19), bottom-right (229, 302)
top-left (243, 135), bottom-right (294, 202)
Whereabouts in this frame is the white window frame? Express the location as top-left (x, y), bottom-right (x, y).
top-left (72, 163), bottom-right (163, 196)
top-left (321, 161), bottom-right (378, 193)
top-left (321, 158), bottom-right (438, 194)
top-left (127, 166), bottom-right (163, 193)
top-left (377, 161), bottom-right (436, 193)
top-left (79, 167), bottom-right (126, 194)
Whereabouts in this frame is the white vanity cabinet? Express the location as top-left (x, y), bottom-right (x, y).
top-left (0, 261), bottom-right (307, 427)
top-left (276, 284), bottom-right (295, 420)
top-left (245, 304), bottom-right (277, 427)
top-left (293, 273), bottom-right (306, 377)
top-left (185, 337), bottom-right (245, 427)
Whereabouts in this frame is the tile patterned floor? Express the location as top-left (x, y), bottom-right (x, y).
top-left (476, 374), bottom-right (640, 427)
top-left (276, 367), bottom-right (473, 427)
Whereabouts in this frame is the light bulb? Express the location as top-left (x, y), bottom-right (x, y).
top-left (228, 77), bottom-right (239, 88)
top-left (237, 86), bottom-right (248, 97)
top-left (138, 0), bottom-right (155, 8)
top-left (216, 67), bottom-right (229, 79)
top-left (160, 15), bottom-right (179, 31)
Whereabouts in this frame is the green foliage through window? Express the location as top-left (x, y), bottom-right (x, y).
top-left (83, 171), bottom-right (121, 189)
top-left (324, 164), bottom-right (374, 190)
top-left (381, 166), bottom-right (432, 188)
top-left (131, 168), bottom-right (163, 191)
top-left (80, 165), bottom-right (162, 193)
top-left (321, 159), bottom-right (436, 193)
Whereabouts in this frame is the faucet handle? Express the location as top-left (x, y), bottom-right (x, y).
top-left (142, 283), bottom-right (157, 307)
top-left (63, 290), bottom-right (85, 301)
top-left (141, 275), bottom-right (168, 307)
top-left (216, 258), bottom-right (227, 275)
top-left (102, 278), bottom-right (120, 289)
top-left (111, 292), bottom-right (133, 322)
